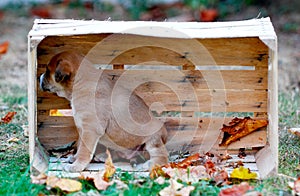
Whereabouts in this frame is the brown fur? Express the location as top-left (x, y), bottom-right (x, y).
top-left (40, 51), bottom-right (168, 172)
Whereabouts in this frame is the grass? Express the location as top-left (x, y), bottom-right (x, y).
top-left (0, 83), bottom-right (299, 195)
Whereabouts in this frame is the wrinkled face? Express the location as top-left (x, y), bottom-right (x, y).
top-left (39, 51), bottom-right (80, 101)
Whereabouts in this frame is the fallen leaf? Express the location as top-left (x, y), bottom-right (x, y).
top-left (159, 179), bottom-right (183, 196)
top-left (31, 173), bottom-right (48, 184)
top-left (80, 150), bottom-right (115, 190)
top-left (176, 186), bottom-right (195, 196)
top-left (46, 175), bottom-right (82, 192)
top-left (103, 149), bottom-right (116, 182)
top-left (7, 137), bottom-right (19, 143)
top-left (0, 41), bottom-right (9, 55)
top-left (219, 182), bottom-right (255, 196)
top-left (220, 117), bottom-right (268, 146)
top-left (213, 169), bottom-right (230, 186)
top-left (159, 179), bottom-right (194, 196)
top-left (165, 153), bottom-right (200, 169)
top-left (204, 159), bottom-right (216, 175)
top-left (163, 165), bottom-right (209, 184)
top-left (150, 164), bottom-right (168, 179)
top-left (93, 173), bottom-right (114, 190)
top-left (1, 111), bottom-right (17, 124)
top-left (230, 166), bottom-right (258, 180)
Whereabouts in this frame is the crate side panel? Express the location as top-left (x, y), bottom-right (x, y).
top-left (37, 35), bottom-right (268, 67)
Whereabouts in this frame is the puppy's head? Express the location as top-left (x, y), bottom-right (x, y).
top-left (40, 51), bottom-right (83, 100)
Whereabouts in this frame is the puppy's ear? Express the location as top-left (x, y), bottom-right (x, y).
top-left (55, 59), bottom-right (72, 83)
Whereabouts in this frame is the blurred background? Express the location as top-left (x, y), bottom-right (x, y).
top-left (0, 0), bottom-right (299, 91)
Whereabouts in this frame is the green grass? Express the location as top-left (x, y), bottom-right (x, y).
top-left (0, 84), bottom-right (299, 195)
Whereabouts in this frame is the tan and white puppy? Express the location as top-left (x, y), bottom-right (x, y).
top-left (40, 51), bottom-right (168, 172)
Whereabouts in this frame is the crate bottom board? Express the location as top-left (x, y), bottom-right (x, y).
top-left (46, 154), bottom-right (259, 179)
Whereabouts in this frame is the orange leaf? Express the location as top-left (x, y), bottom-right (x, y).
top-left (150, 164), bottom-right (168, 179)
top-left (0, 41), bottom-right (9, 55)
top-left (166, 153), bottom-right (200, 169)
top-left (204, 159), bottom-right (216, 175)
top-left (103, 149), bottom-right (116, 182)
top-left (220, 117), bottom-right (268, 146)
top-left (1, 112), bottom-right (17, 124)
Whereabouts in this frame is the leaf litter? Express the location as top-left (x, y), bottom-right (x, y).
top-left (31, 150), bottom-right (263, 195)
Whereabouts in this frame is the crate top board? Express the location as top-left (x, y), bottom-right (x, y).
top-left (28, 18), bottom-right (278, 178)
top-left (29, 17), bottom-right (276, 39)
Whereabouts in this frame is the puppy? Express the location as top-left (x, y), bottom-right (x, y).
top-left (40, 51), bottom-right (168, 172)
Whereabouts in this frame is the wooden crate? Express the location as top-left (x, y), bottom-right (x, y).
top-left (28, 18), bottom-right (277, 178)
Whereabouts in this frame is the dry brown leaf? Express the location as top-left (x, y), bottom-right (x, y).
top-left (164, 165), bottom-right (210, 183)
top-left (219, 182), bottom-right (255, 196)
top-left (213, 170), bottom-right (230, 186)
top-left (204, 159), bottom-right (216, 176)
top-left (93, 173), bottom-right (114, 190)
top-left (165, 153), bottom-right (200, 169)
top-left (150, 164), bottom-right (169, 179)
top-left (220, 117), bottom-right (268, 146)
top-left (0, 41), bottom-right (9, 55)
top-left (31, 173), bottom-right (48, 184)
top-left (80, 150), bottom-right (115, 190)
top-left (103, 149), bottom-right (116, 182)
top-left (46, 176), bottom-right (82, 192)
top-left (1, 111), bottom-right (17, 124)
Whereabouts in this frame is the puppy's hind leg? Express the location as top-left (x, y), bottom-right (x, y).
top-left (144, 135), bottom-right (168, 170)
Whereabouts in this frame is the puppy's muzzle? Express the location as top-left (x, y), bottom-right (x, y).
top-left (40, 73), bottom-right (50, 92)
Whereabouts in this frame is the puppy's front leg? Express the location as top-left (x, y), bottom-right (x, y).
top-left (64, 129), bottom-right (101, 172)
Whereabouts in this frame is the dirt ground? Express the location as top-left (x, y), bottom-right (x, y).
top-left (0, 3), bottom-right (299, 92)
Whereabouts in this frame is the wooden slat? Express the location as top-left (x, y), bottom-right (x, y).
top-left (37, 126), bottom-right (78, 149)
top-left (36, 69), bottom-right (268, 91)
top-left (37, 35), bottom-right (268, 67)
top-left (37, 115), bottom-right (74, 126)
top-left (37, 97), bottom-right (71, 110)
top-left (36, 90), bottom-right (267, 112)
top-left (37, 117), bottom-right (267, 151)
top-left (139, 90), bottom-right (267, 112)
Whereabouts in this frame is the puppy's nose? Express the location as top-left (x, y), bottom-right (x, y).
top-left (40, 73), bottom-right (49, 91)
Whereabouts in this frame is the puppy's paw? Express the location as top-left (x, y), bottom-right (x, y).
top-left (63, 163), bottom-right (86, 172)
